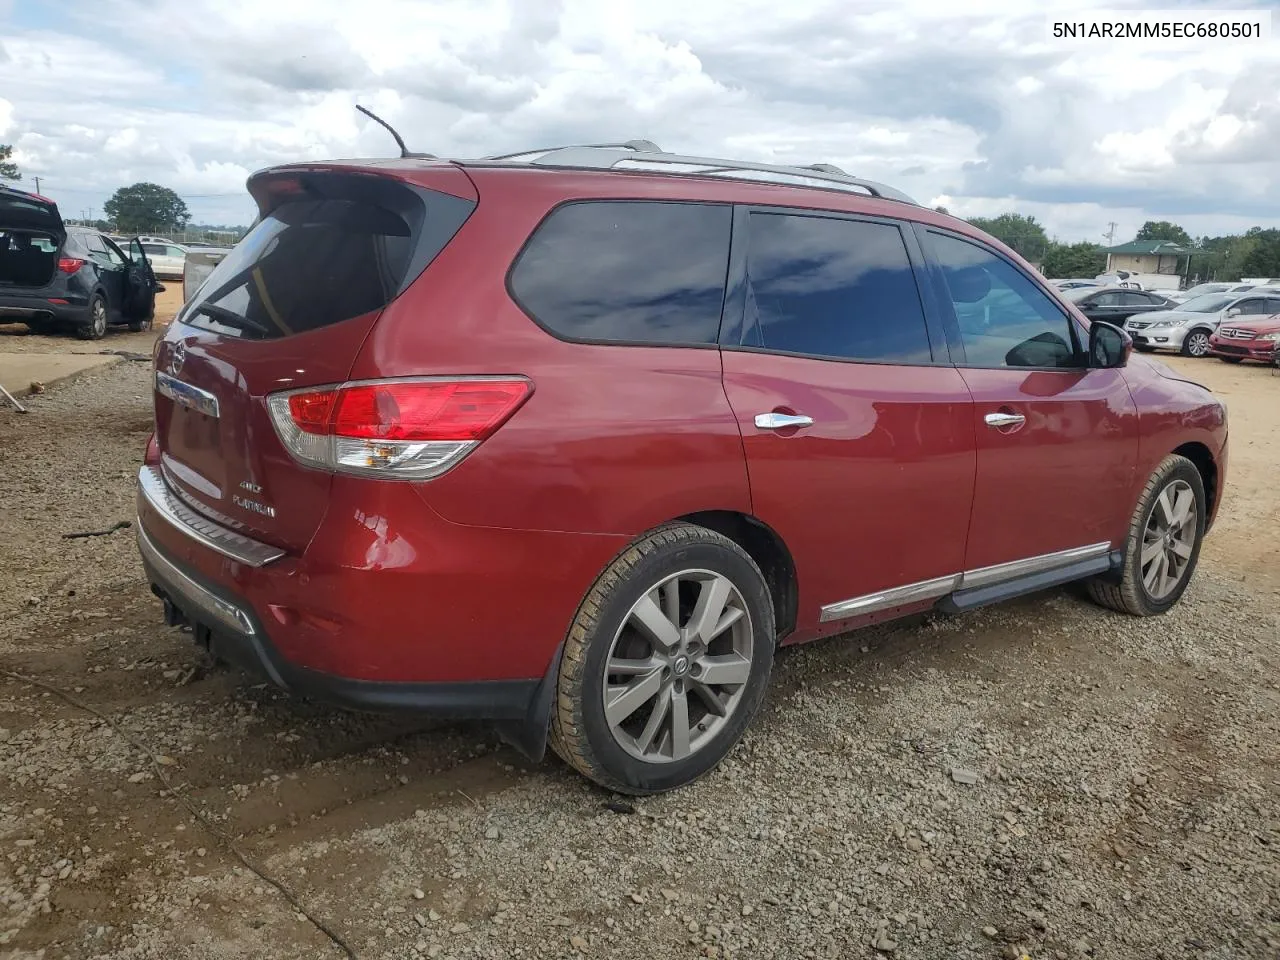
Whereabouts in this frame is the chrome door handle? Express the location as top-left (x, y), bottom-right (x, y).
top-left (984, 412), bottom-right (1026, 429)
top-left (755, 412), bottom-right (814, 430)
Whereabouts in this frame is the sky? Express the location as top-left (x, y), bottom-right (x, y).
top-left (1, 0), bottom-right (1278, 243)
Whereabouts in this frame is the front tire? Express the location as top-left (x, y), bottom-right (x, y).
top-left (76, 294), bottom-right (108, 340)
top-left (551, 524), bottom-right (775, 794)
top-left (1087, 454), bottom-right (1206, 616)
top-left (1181, 329), bottom-right (1212, 357)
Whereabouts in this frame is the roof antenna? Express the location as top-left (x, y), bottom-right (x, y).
top-left (355, 104), bottom-right (435, 159)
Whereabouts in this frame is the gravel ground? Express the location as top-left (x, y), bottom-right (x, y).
top-left (0, 355), bottom-right (1277, 960)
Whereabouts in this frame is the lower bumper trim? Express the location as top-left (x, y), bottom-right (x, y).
top-left (137, 521), bottom-right (554, 737)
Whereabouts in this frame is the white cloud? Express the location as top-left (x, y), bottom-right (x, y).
top-left (0, 0), bottom-right (1276, 240)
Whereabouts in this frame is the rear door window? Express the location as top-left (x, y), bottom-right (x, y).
top-left (737, 212), bottom-right (933, 363)
top-left (181, 177), bottom-right (474, 340)
top-left (509, 200), bottom-right (731, 345)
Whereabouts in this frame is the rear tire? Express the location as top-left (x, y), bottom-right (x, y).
top-left (1217, 356), bottom-right (1243, 364)
top-left (1086, 454), bottom-right (1206, 616)
top-left (1181, 329), bottom-right (1212, 358)
top-left (128, 313), bottom-right (154, 333)
top-left (550, 523), bottom-right (775, 794)
top-left (76, 294), bottom-right (108, 340)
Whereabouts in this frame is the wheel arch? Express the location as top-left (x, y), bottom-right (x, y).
top-left (1172, 440), bottom-right (1218, 524)
top-left (676, 510), bottom-right (798, 643)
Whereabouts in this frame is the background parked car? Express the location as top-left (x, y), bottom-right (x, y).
top-left (1049, 279), bottom-right (1102, 290)
top-left (1209, 315), bottom-right (1280, 365)
top-left (1, 185), bottom-right (157, 339)
top-left (1061, 285), bottom-right (1175, 324)
top-left (1167, 281), bottom-right (1257, 304)
top-left (139, 240), bottom-right (188, 279)
top-left (1126, 289), bottom-right (1280, 357)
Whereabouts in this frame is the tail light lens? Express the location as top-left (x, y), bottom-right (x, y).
top-left (266, 378), bottom-right (532, 479)
top-left (57, 257), bottom-right (85, 274)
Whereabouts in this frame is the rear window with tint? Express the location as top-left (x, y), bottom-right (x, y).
top-left (181, 178), bottom-right (474, 340)
top-left (509, 201), bottom-right (731, 345)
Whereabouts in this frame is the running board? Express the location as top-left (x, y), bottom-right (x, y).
top-left (938, 551), bottom-right (1122, 613)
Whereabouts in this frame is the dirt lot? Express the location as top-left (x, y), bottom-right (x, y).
top-left (0, 341), bottom-right (1277, 960)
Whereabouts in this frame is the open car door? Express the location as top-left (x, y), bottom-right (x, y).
top-left (123, 237), bottom-right (157, 325)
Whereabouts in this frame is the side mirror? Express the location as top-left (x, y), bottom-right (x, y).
top-left (1225, 307), bottom-right (1241, 318)
top-left (1089, 321), bottom-right (1131, 369)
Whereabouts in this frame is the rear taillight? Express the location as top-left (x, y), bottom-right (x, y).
top-left (57, 257), bottom-right (85, 274)
top-left (266, 378), bottom-right (532, 479)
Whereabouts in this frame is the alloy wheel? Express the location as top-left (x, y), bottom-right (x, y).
top-left (1186, 332), bottom-right (1210, 357)
top-left (603, 569), bottom-right (753, 763)
top-left (92, 300), bottom-right (107, 337)
top-left (1140, 479), bottom-right (1197, 600)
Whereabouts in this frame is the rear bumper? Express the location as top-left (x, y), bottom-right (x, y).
top-left (137, 519), bottom-right (545, 718)
top-left (0, 293), bottom-right (88, 322)
top-left (134, 463), bottom-right (625, 743)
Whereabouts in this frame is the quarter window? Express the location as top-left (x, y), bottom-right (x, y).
top-left (509, 201), bottom-right (731, 345)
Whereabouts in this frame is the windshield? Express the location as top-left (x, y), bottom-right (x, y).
top-left (1178, 293), bottom-right (1234, 313)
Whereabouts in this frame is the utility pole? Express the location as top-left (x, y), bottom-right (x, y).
top-left (1103, 221), bottom-right (1118, 245)
top-left (32, 176), bottom-right (41, 194)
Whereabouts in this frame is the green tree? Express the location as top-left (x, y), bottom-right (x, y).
top-left (1240, 228), bottom-right (1280, 278)
top-left (967, 213), bottom-right (1050, 261)
top-left (1134, 220), bottom-right (1192, 246)
top-left (103, 182), bottom-right (190, 233)
top-left (0, 144), bottom-right (19, 181)
top-left (932, 205), bottom-right (950, 215)
top-left (1191, 233), bottom-right (1259, 281)
top-left (1042, 241), bottom-right (1107, 278)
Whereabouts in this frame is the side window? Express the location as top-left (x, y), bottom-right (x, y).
top-left (1236, 298), bottom-right (1268, 315)
top-left (1267, 297), bottom-right (1280, 314)
top-left (142, 243), bottom-right (164, 257)
top-left (82, 233), bottom-right (106, 255)
top-left (1120, 291), bottom-right (1153, 305)
top-left (928, 231), bottom-right (1079, 369)
top-left (100, 237), bottom-right (126, 266)
top-left (741, 213), bottom-right (932, 363)
top-left (166, 245), bottom-right (185, 257)
top-left (1091, 292), bottom-right (1122, 306)
top-left (509, 201), bottom-right (731, 345)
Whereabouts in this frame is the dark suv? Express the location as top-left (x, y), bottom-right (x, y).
top-left (0, 185), bottom-right (156, 339)
top-left (137, 144), bottom-right (1228, 794)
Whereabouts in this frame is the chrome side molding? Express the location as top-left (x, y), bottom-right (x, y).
top-left (818, 541), bottom-right (1113, 623)
top-left (959, 542), bottom-right (1110, 590)
top-left (818, 574), bottom-right (959, 622)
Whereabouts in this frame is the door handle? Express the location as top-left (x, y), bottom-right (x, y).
top-left (755, 412), bottom-right (814, 431)
top-left (984, 411), bottom-right (1026, 429)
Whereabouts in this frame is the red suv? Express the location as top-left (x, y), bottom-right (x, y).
top-left (136, 144), bottom-right (1228, 794)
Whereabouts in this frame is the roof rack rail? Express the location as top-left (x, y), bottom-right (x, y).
top-left (484, 140), bottom-right (662, 161)
top-left (472, 144), bottom-right (916, 205)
